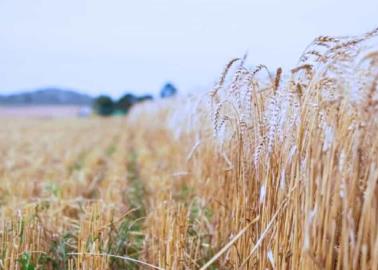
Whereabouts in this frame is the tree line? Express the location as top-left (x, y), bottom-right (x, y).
top-left (93, 83), bottom-right (177, 116)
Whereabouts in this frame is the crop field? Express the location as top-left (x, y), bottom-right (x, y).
top-left (0, 106), bottom-right (85, 119)
top-left (1, 29), bottom-right (378, 270)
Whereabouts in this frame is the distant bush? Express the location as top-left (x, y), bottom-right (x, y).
top-left (116, 93), bottom-right (138, 114)
top-left (93, 95), bottom-right (115, 116)
top-left (137, 94), bottom-right (153, 103)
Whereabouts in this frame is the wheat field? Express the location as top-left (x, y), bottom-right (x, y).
top-left (1, 28), bottom-right (378, 270)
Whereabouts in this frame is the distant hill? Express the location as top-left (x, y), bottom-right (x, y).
top-left (0, 88), bottom-right (93, 105)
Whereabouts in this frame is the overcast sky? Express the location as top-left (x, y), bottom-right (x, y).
top-left (0, 0), bottom-right (377, 97)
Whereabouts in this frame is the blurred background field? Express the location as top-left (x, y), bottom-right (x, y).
top-left (0, 106), bottom-right (85, 118)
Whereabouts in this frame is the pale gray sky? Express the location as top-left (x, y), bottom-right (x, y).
top-left (0, 0), bottom-right (377, 97)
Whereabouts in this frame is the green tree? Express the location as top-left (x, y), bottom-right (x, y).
top-left (93, 95), bottom-right (115, 116)
top-left (160, 82), bottom-right (177, 98)
top-left (116, 93), bottom-right (137, 114)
